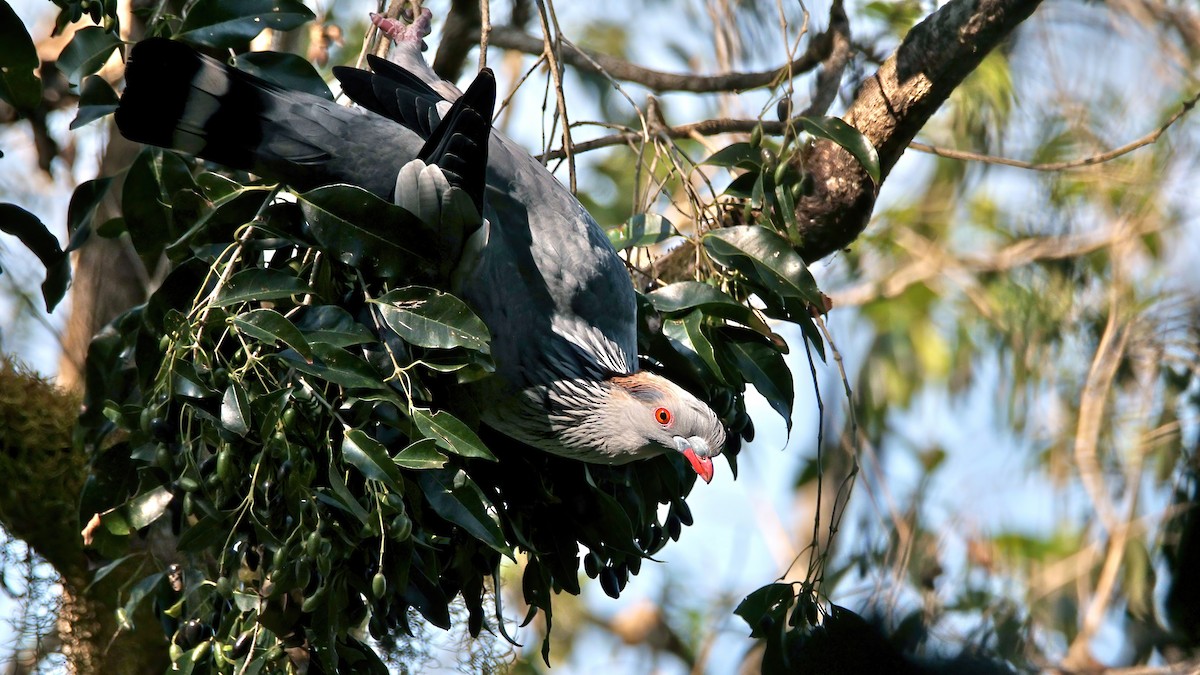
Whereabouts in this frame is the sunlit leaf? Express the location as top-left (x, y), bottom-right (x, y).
top-left (607, 213), bottom-right (675, 251)
top-left (374, 287), bottom-right (490, 352)
top-left (220, 383), bottom-right (251, 436)
top-left (297, 184), bottom-right (436, 280)
top-left (412, 409), bottom-right (496, 461)
top-left (393, 438), bottom-right (448, 470)
top-left (232, 308), bottom-right (314, 362)
top-left (797, 116), bottom-right (880, 184)
top-left (342, 429), bottom-right (405, 492)
top-left (703, 225), bottom-right (824, 308)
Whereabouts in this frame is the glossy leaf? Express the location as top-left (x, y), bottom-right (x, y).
top-left (232, 308), bottom-right (314, 363)
top-left (122, 148), bottom-right (196, 266)
top-left (703, 225), bottom-right (824, 308)
top-left (0, 2), bottom-right (41, 110)
top-left (213, 268), bottom-right (311, 306)
top-left (374, 287), bottom-right (490, 352)
top-left (220, 383), bottom-right (251, 436)
top-left (607, 213), bottom-right (675, 251)
top-left (297, 184), bottom-right (435, 280)
top-left (702, 142), bottom-right (761, 169)
top-left (412, 409), bottom-right (496, 461)
top-left (177, 0), bottom-right (316, 49)
top-left (56, 27), bottom-right (121, 86)
top-left (664, 312), bottom-right (726, 386)
top-left (416, 470), bottom-right (510, 555)
top-left (724, 337), bottom-right (793, 429)
top-left (393, 438), bottom-right (448, 470)
top-left (342, 429), bottom-right (405, 493)
top-left (797, 115), bottom-right (881, 184)
top-left (648, 281), bottom-right (779, 343)
top-left (281, 343), bottom-right (384, 390)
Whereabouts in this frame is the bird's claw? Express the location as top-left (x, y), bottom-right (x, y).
top-left (370, 8), bottom-right (432, 48)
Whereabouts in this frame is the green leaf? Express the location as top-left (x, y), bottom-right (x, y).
top-left (279, 342), bottom-right (384, 390)
top-left (416, 470), bottom-right (510, 555)
top-left (122, 148), bottom-right (196, 266)
top-left (0, 1), bottom-right (42, 109)
top-left (797, 115), bottom-right (880, 184)
top-left (412, 409), bottom-right (496, 461)
top-left (232, 308), bottom-right (314, 363)
top-left (664, 311), bottom-right (726, 385)
top-left (213, 268), bottom-right (311, 306)
top-left (322, 464), bottom-right (371, 525)
top-left (177, 0), bottom-right (316, 49)
top-left (103, 486), bottom-right (173, 536)
top-left (220, 383), bottom-right (251, 436)
top-left (725, 337), bottom-right (792, 430)
top-left (172, 359), bottom-right (218, 399)
top-left (734, 583), bottom-right (795, 638)
top-left (703, 225), bottom-right (824, 308)
top-left (392, 438), bottom-right (448, 470)
top-left (120, 572), bottom-right (166, 630)
top-left (56, 27), bottom-right (121, 87)
top-left (293, 305), bottom-right (375, 348)
top-left (702, 142), bottom-right (761, 169)
top-left (298, 185), bottom-right (436, 280)
top-left (71, 74), bottom-right (119, 129)
top-left (607, 213), bottom-right (675, 251)
top-left (342, 429), bottom-right (405, 493)
top-left (374, 287), bottom-right (490, 352)
top-left (66, 176), bottom-right (112, 250)
top-left (648, 282), bottom-right (779, 343)
top-left (234, 51), bottom-right (333, 100)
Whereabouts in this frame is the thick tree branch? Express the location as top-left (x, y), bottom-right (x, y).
top-left (790, 0), bottom-right (1045, 263)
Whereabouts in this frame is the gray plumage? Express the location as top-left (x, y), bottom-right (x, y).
top-left (114, 13), bottom-right (725, 481)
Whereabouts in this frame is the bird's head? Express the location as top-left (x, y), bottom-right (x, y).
top-left (602, 372), bottom-right (727, 482)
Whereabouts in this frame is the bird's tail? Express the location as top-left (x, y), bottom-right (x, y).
top-left (416, 68), bottom-right (496, 215)
top-left (115, 39), bottom-right (369, 193)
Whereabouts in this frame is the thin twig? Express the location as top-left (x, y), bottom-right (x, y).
top-left (486, 20), bottom-right (834, 93)
top-left (479, 0), bottom-right (490, 71)
top-left (909, 91), bottom-right (1200, 171)
top-left (533, 0), bottom-right (575, 191)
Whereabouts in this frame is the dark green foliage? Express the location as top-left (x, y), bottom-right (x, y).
top-left (0, 2), bottom-right (897, 670)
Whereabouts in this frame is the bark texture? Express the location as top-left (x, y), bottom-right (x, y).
top-left (792, 0), bottom-right (1044, 262)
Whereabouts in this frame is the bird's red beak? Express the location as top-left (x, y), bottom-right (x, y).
top-left (683, 448), bottom-right (714, 483)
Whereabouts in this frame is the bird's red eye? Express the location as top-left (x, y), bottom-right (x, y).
top-left (654, 407), bottom-right (672, 425)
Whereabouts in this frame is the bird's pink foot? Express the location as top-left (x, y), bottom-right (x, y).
top-left (370, 7), bottom-right (432, 48)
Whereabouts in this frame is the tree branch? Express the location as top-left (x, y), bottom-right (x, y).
top-left (789, 0), bottom-right (1046, 263)
top-left (907, 90), bottom-right (1200, 171)
top-left (486, 22), bottom-right (835, 93)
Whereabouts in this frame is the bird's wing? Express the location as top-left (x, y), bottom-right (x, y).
top-left (333, 54), bottom-right (639, 384)
top-left (116, 38), bottom-right (638, 392)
